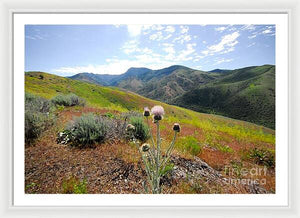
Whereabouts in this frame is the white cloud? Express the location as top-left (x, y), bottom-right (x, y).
top-left (52, 56), bottom-right (177, 76)
top-left (162, 43), bottom-right (175, 60)
top-left (164, 34), bottom-right (172, 40)
top-left (127, 25), bottom-right (143, 37)
top-left (247, 42), bottom-right (256, 48)
top-left (25, 33), bottom-right (46, 40)
top-left (149, 31), bottom-right (164, 41)
top-left (248, 26), bottom-right (275, 39)
top-left (175, 43), bottom-right (196, 61)
top-left (241, 25), bottom-right (256, 31)
top-left (215, 27), bottom-right (227, 32)
top-left (202, 31), bottom-right (240, 56)
top-left (52, 63), bottom-right (130, 75)
top-left (121, 40), bottom-right (140, 54)
top-left (193, 55), bottom-right (205, 62)
top-left (173, 34), bottom-right (191, 44)
top-left (194, 65), bottom-right (202, 69)
top-left (25, 35), bottom-right (37, 40)
top-left (180, 26), bottom-right (189, 34)
top-left (248, 34), bottom-right (257, 39)
top-left (142, 47), bottom-right (153, 54)
top-left (214, 58), bottom-right (234, 65)
top-left (262, 29), bottom-right (272, 34)
top-left (165, 26), bottom-right (175, 33)
top-left (151, 25), bottom-right (164, 31)
top-left (163, 46), bottom-right (175, 54)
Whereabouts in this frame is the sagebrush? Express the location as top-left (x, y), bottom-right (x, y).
top-left (65, 113), bottom-right (108, 147)
top-left (51, 93), bottom-right (85, 107)
top-left (129, 116), bottom-right (150, 142)
top-left (25, 93), bottom-right (55, 144)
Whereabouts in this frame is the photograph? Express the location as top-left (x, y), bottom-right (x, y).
top-left (24, 23), bottom-right (276, 195)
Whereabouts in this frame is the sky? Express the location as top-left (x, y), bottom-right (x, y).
top-left (25, 24), bottom-right (275, 76)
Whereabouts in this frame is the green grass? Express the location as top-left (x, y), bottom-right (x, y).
top-left (25, 71), bottom-right (275, 150)
top-left (176, 136), bottom-right (202, 156)
top-left (62, 176), bottom-right (87, 194)
top-left (173, 65), bottom-right (275, 129)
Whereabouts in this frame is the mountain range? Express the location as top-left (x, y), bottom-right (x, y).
top-left (68, 64), bottom-right (275, 129)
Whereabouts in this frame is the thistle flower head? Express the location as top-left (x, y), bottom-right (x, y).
top-left (151, 105), bottom-right (165, 121)
top-left (141, 143), bottom-right (150, 152)
top-left (126, 124), bottom-right (135, 132)
top-left (143, 107), bottom-right (150, 117)
top-left (173, 123), bottom-right (181, 132)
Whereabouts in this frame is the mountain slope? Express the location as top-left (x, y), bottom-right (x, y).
top-left (69, 65), bottom-right (224, 101)
top-left (25, 71), bottom-right (275, 194)
top-left (172, 65), bottom-right (275, 129)
top-left (138, 67), bottom-right (223, 102)
top-left (68, 64), bottom-right (275, 128)
top-left (69, 72), bottom-right (119, 86)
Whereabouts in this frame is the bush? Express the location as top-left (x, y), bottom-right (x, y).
top-left (103, 112), bottom-right (115, 119)
top-left (62, 176), bottom-right (87, 194)
top-left (51, 93), bottom-right (85, 107)
top-left (25, 92), bottom-right (52, 113)
top-left (248, 147), bottom-right (275, 168)
top-left (129, 116), bottom-right (150, 142)
top-left (25, 93), bottom-right (55, 144)
top-left (177, 136), bottom-right (202, 156)
top-left (66, 113), bottom-right (108, 147)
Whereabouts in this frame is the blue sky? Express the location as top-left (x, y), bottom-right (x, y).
top-left (25, 24), bottom-right (275, 76)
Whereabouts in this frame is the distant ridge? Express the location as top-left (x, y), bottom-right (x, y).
top-left (68, 64), bottom-right (275, 128)
top-left (209, 69), bottom-right (231, 73)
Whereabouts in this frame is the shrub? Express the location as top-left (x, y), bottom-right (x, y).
top-left (62, 176), bottom-right (87, 194)
top-left (103, 112), bottom-right (115, 119)
top-left (66, 113), bottom-right (108, 147)
top-left (25, 93), bottom-right (55, 144)
top-left (177, 136), bottom-right (202, 156)
top-left (121, 111), bottom-right (142, 122)
top-left (215, 144), bottom-right (233, 153)
top-left (25, 112), bottom-right (47, 144)
top-left (129, 116), bottom-right (150, 142)
top-left (51, 93), bottom-right (85, 107)
top-left (248, 147), bottom-right (275, 168)
top-left (25, 92), bottom-right (52, 113)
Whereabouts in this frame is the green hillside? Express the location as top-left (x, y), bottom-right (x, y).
top-left (172, 65), bottom-right (275, 129)
top-left (68, 64), bottom-right (275, 129)
top-left (25, 71), bottom-right (275, 194)
top-left (25, 71), bottom-right (274, 142)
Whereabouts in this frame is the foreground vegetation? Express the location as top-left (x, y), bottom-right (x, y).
top-left (25, 71), bottom-right (275, 194)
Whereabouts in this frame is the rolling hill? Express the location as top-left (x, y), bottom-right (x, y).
top-left (25, 70), bottom-right (275, 137)
top-left (25, 71), bottom-right (275, 194)
top-left (172, 65), bottom-right (275, 129)
top-left (69, 65), bottom-right (226, 101)
top-left (68, 64), bottom-right (275, 129)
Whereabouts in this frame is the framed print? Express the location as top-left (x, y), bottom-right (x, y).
top-left (13, 12), bottom-right (288, 206)
top-left (0, 0), bottom-right (299, 217)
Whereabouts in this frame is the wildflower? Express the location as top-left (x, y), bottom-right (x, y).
top-left (143, 107), bottom-right (150, 117)
top-left (173, 123), bottom-right (181, 132)
top-left (141, 143), bottom-right (150, 152)
top-left (126, 124), bottom-right (135, 132)
top-left (151, 105), bottom-right (165, 121)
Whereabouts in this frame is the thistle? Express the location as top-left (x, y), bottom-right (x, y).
top-left (143, 107), bottom-right (150, 117)
top-left (126, 105), bottom-right (180, 194)
top-left (126, 124), bottom-right (135, 132)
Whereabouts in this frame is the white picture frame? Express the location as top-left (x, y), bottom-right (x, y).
top-left (0, 0), bottom-right (299, 217)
